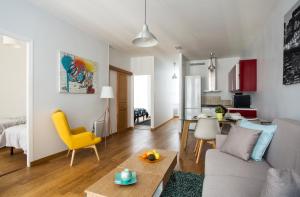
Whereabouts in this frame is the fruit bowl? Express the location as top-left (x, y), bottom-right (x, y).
top-left (139, 150), bottom-right (161, 163)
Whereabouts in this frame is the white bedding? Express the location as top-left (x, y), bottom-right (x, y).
top-left (0, 117), bottom-right (26, 134)
top-left (0, 124), bottom-right (27, 154)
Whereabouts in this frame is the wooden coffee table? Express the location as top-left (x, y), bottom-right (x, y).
top-left (85, 149), bottom-right (177, 197)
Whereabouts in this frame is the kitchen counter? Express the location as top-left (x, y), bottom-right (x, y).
top-left (226, 107), bottom-right (257, 110)
top-left (226, 107), bottom-right (257, 118)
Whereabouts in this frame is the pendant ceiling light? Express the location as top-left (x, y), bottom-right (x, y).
top-left (132, 0), bottom-right (158, 47)
top-left (208, 52), bottom-right (216, 72)
top-left (172, 62), bottom-right (177, 79)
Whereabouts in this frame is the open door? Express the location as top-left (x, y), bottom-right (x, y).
top-left (117, 72), bottom-right (128, 132)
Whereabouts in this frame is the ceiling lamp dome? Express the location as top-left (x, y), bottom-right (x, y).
top-left (132, 0), bottom-right (158, 47)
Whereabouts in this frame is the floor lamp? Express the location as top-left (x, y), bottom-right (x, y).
top-left (100, 86), bottom-right (114, 147)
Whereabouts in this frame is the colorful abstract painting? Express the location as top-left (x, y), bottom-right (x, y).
top-left (59, 52), bottom-right (96, 94)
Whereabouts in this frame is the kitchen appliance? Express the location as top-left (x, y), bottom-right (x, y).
top-left (185, 76), bottom-right (202, 120)
top-left (233, 94), bottom-right (251, 108)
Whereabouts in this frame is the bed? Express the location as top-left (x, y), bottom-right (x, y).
top-left (0, 117), bottom-right (26, 134)
top-left (2, 124), bottom-right (27, 154)
top-left (0, 117), bottom-right (27, 154)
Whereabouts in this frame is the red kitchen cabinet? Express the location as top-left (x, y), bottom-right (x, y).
top-left (227, 108), bottom-right (257, 119)
top-left (228, 59), bottom-right (257, 92)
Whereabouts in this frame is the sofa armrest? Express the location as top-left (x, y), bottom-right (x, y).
top-left (216, 134), bottom-right (227, 149)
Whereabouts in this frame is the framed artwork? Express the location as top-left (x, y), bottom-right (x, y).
top-left (59, 51), bottom-right (96, 94)
top-left (284, 0), bottom-right (300, 85)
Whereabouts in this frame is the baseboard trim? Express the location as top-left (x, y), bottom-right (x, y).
top-left (151, 117), bottom-right (174, 131)
top-left (30, 149), bottom-right (68, 166)
top-left (173, 116), bottom-right (179, 118)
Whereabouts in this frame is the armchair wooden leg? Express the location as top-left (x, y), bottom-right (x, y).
top-left (196, 140), bottom-right (204, 164)
top-left (70, 150), bottom-right (76, 166)
top-left (93, 145), bottom-right (100, 161)
top-left (66, 149), bottom-right (71, 157)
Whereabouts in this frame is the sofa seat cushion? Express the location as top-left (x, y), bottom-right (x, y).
top-left (205, 149), bottom-right (270, 181)
top-left (202, 175), bottom-right (265, 197)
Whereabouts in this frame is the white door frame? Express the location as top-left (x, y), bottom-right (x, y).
top-left (0, 29), bottom-right (34, 167)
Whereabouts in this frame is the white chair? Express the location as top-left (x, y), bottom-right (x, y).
top-left (194, 118), bottom-right (221, 164)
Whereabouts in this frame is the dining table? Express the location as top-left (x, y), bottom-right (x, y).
top-left (179, 117), bottom-right (237, 157)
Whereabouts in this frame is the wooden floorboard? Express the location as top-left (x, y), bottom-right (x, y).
top-left (0, 118), bottom-right (211, 197)
top-left (0, 148), bottom-right (26, 177)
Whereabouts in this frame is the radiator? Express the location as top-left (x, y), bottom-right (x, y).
top-left (93, 120), bottom-right (106, 138)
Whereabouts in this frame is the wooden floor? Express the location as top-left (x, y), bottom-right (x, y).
top-left (0, 118), bottom-right (211, 197)
top-left (0, 148), bottom-right (26, 177)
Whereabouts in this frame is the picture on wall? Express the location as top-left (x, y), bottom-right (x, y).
top-left (59, 51), bottom-right (96, 94)
top-left (284, 0), bottom-right (300, 85)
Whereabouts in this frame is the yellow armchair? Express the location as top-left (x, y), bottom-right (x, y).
top-left (51, 109), bottom-right (101, 166)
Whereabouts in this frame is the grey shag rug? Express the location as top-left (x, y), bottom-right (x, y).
top-left (161, 171), bottom-right (204, 197)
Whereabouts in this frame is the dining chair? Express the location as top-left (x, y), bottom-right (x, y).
top-left (194, 118), bottom-right (221, 164)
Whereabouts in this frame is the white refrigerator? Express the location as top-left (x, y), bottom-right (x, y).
top-left (185, 76), bottom-right (202, 120)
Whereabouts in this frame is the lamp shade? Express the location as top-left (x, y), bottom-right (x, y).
top-left (100, 86), bottom-right (114, 99)
top-left (132, 24), bottom-right (158, 47)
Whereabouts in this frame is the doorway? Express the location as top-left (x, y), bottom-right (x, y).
top-left (109, 65), bottom-right (132, 134)
top-left (134, 75), bottom-right (151, 129)
top-left (0, 33), bottom-right (32, 176)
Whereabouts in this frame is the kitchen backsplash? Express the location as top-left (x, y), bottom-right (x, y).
top-left (202, 96), bottom-right (232, 106)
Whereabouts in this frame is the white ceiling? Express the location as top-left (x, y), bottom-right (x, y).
top-left (28, 0), bottom-right (278, 60)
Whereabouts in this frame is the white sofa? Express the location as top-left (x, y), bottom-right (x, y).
top-left (202, 118), bottom-right (300, 197)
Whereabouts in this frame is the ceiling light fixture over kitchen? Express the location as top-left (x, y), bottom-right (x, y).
top-left (208, 52), bottom-right (216, 72)
top-left (132, 0), bottom-right (158, 47)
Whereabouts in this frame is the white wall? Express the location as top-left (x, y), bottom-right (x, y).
top-left (0, 42), bottom-right (26, 117)
top-left (242, 0), bottom-right (300, 121)
top-left (187, 57), bottom-right (240, 100)
top-left (154, 56), bottom-right (178, 127)
top-left (131, 56), bottom-right (155, 75)
top-left (0, 0), bottom-right (109, 161)
top-left (109, 47), bottom-right (131, 71)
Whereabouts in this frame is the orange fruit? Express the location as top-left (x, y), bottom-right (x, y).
top-left (142, 153), bottom-right (147, 159)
